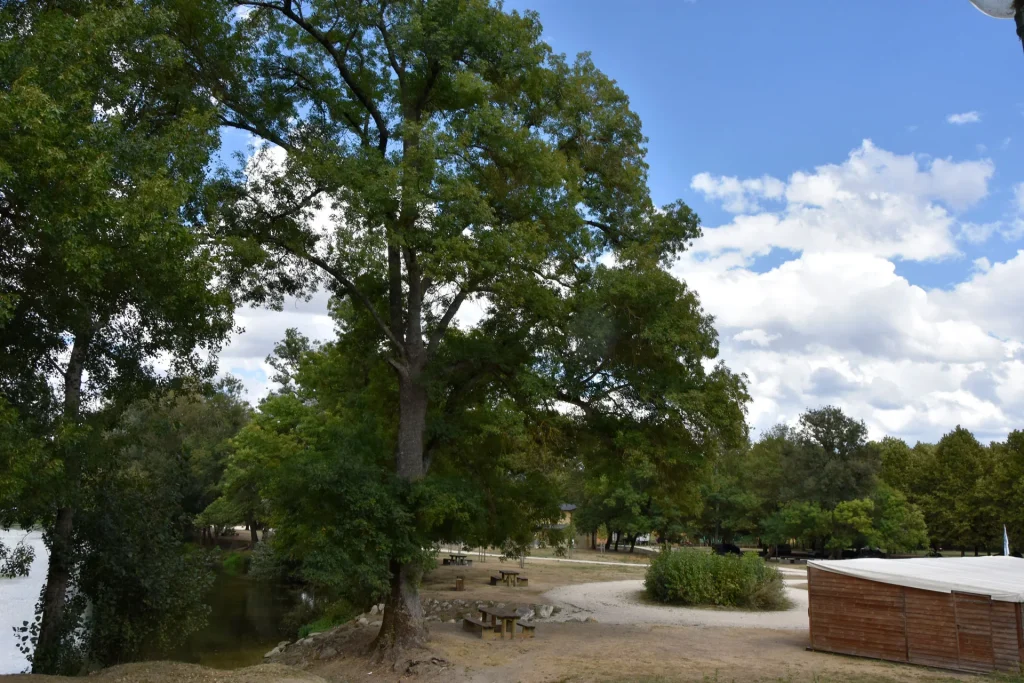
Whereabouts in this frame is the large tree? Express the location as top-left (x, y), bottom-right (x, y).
top-left (173, 0), bottom-right (743, 655)
top-left (0, 1), bottom-right (233, 671)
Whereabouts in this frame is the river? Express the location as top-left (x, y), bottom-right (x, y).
top-left (0, 530), bottom-right (301, 674)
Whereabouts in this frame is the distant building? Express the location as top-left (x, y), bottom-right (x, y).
top-left (557, 503), bottom-right (576, 527)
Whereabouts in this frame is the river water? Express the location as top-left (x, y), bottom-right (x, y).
top-left (0, 529), bottom-right (47, 675)
top-left (0, 529), bottom-right (300, 674)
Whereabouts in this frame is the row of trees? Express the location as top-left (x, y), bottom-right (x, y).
top-left (2, 0), bottom-right (748, 673)
top-left (685, 407), bottom-right (1024, 558)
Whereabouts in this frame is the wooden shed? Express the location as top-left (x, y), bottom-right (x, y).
top-left (808, 557), bottom-right (1024, 674)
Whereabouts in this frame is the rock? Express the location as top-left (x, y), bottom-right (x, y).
top-left (585, 617), bottom-right (598, 623)
top-left (377, 602), bottom-right (385, 612)
top-left (447, 619), bottom-right (456, 624)
top-left (517, 608), bottom-right (535, 620)
top-left (357, 617), bottom-right (369, 627)
top-left (318, 646), bottom-right (338, 660)
top-left (535, 604), bottom-right (554, 619)
top-left (496, 602), bottom-right (505, 608)
top-left (369, 604), bottom-right (379, 615)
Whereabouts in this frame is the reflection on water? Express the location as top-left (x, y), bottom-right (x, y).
top-left (169, 572), bottom-right (301, 669)
top-left (0, 530), bottom-right (300, 673)
top-left (0, 528), bottom-right (47, 675)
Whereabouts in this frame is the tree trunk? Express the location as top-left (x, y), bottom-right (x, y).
top-left (34, 507), bottom-right (74, 672)
top-left (373, 368), bottom-right (429, 658)
top-left (590, 531), bottom-right (596, 550)
top-left (613, 531), bottom-right (620, 552)
top-left (249, 515), bottom-right (259, 548)
top-left (33, 326), bottom-right (92, 674)
top-left (629, 534), bottom-right (637, 553)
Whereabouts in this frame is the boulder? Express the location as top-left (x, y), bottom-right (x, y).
top-left (535, 604), bottom-right (554, 619)
top-left (318, 646), bottom-right (338, 660)
top-left (369, 605), bottom-right (379, 616)
top-left (357, 617), bottom-right (369, 627)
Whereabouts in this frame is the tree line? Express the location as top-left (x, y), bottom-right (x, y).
top-left (685, 407), bottom-right (1022, 559)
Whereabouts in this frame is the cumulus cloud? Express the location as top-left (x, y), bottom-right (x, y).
top-left (947, 111), bottom-right (981, 125)
top-left (691, 141), bottom-right (993, 262)
top-left (677, 141), bottom-right (1024, 443)
top-left (690, 173), bottom-right (785, 214)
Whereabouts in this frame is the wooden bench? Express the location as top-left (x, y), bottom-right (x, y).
top-left (462, 616), bottom-right (498, 640)
top-left (519, 622), bottom-right (536, 638)
top-left (489, 575), bottom-right (501, 586)
top-left (518, 576), bottom-right (528, 587)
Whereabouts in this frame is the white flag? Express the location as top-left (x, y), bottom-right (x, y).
top-left (1004, 525), bottom-right (1010, 556)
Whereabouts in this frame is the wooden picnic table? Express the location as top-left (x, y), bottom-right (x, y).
top-left (498, 569), bottom-right (520, 587)
top-left (449, 553), bottom-right (469, 566)
top-left (478, 605), bottom-right (521, 638)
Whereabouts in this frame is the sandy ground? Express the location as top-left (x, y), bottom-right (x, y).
top-left (541, 579), bottom-right (810, 629)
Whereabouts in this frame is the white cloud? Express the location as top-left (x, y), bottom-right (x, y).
top-left (676, 141), bottom-right (1024, 443)
top-left (947, 111), bottom-right (981, 125)
top-left (691, 140), bottom-right (994, 262)
top-left (690, 173), bottom-right (785, 214)
top-left (1015, 183), bottom-right (1024, 213)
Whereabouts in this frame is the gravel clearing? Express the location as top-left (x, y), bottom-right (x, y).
top-left (541, 576), bottom-right (809, 630)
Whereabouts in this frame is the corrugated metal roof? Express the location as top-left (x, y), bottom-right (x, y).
top-left (809, 556), bottom-right (1024, 602)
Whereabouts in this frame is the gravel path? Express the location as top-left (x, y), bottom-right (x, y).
top-left (540, 576), bottom-right (809, 630)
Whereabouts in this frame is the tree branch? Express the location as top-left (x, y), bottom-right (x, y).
top-left (427, 287), bottom-right (468, 354)
top-left (218, 114), bottom-right (295, 153)
top-left (239, 0), bottom-right (390, 153)
top-left (264, 235), bottom-right (406, 355)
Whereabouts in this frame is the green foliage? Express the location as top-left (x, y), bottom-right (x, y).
top-left (0, 0), bottom-right (234, 671)
top-left (872, 484), bottom-right (928, 553)
top-left (645, 550), bottom-right (789, 611)
top-left (296, 599), bottom-right (359, 640)
top-left (221, 551), bottom-right (250, 577)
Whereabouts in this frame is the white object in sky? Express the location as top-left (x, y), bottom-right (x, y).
top-left (809, 556), bottom-right (1024, 602)
top-left (969, 0), bottom-right (1016, 19)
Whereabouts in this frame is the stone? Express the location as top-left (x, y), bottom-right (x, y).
top-left (319, 646), bottom-right (338, 660)
top-left (370, 604), bottom-right (379, 615)
top-left (447, 619), bottom-right (456, 624)
top-left (357, 617), bottom-right (369, 627)
top-left (535, 604), bottom-right (554, 619)
top-left (585, 617), bottom-right (598, 623)
top-left (377, 603), bottom-right (385, 612)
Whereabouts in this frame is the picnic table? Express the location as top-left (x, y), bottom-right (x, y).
top-left (498, 569), bottom-right (520, 587)
top-left (479, 605), bottom-right (521, 637)
top-left (449, 553), bottom-right (469, 566)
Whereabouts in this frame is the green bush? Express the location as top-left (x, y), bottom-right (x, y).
top-left (296, 599), bottom-right (359, 639)
top-left (644, 550), bottom-right (790, 611)
top-left (221, 550), bottom-right (250, 576)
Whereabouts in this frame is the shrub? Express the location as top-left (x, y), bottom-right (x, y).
top-left (296, 599), bottom-right (359, 639)
top-left (644, 549), bottom-right (790, 611)
top-left (221, 550), bottom-right (250, 576)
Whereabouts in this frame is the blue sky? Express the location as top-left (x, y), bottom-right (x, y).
top-left (220, 1), bottom-right (1024, 445)
top-left (500, 1), bottom-right (1024, 284)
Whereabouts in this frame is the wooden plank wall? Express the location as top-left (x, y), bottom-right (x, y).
top-left (953, 592), bottom-right (995, 673)
top-left (904, 587), bottom-right (958, 670)
top-left (808, 567), bottom-right (1022, 674)
top-left (807, 567), bottom-right (908, 663)
top-left (991, 600), bottom-right (1020, 673)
